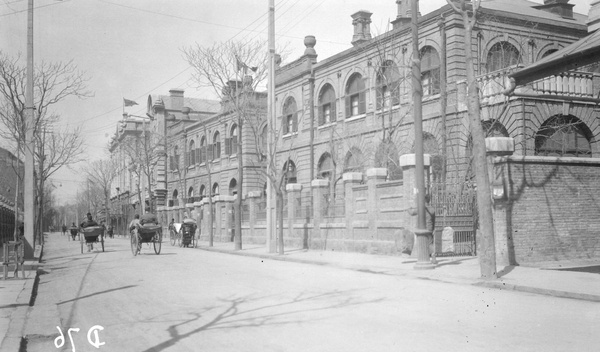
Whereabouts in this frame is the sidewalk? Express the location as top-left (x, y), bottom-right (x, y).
top-left (194, 240), bottom-right (600, 302)
top-left (0, 242), bottom-right (43, 352)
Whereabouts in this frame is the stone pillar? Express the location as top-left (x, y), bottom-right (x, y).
top-left (400, 153), bottom-right (432, 269)
top-left (247, 191), bottom-right (262, 241)
top-left (365, 169), bottom-right (387, 236)
top-left (286, 183), bottom-right (302, 245)
top-left (220, 195), bottom-right (236, 242)
top-left (486, 137), bottom-right (515, 267)
top-left (213, 196), bottom-right (222, 241)
top-left (311, 179), bottom-right (329, 249)
top-left (193, 200), bottom-right (202, 239)
top-left (200, 198), bottom-right (210, 241)
top-left (343, 172), bottom-right (363, 233)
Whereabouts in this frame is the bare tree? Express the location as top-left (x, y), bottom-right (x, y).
top-left (82, 159), bottom-right (118, 226)
top-left (183, 39), bottom-right (269, 251)
top-left (447, 0), bottom-right (497, 279)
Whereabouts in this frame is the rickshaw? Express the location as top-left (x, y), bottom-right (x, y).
top-left (130, 224), bottom-right (162, 256)
top-left (170, 221), bottom-right (197, 248)
top-left (80, 226), bottom-right (105, 253)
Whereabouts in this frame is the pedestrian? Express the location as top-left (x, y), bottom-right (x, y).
top-left (69, 222), bottom-right (78, 241)
top-left (129, 214), bottom-right (141, 232)
top-left (62, 224), bottom-right (67, 236)
top-left (80, 213), bottom-right (99, 252)
top-left (425, 194), bottom-right (437, 265)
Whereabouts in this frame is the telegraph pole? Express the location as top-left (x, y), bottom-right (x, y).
top-left (411, 0), bottom-right (434, 270)
top-left (23, 0), bottom-right (35, 258)
top-left (266, 0), bottom-right (276, 253)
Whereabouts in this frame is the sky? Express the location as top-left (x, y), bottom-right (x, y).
top-left (0, 0), bottom-right (592, 205)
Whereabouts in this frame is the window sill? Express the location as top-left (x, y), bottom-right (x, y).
top-left (345, 114), bottom-right (366, 122)
top-left (423, 93), bottom-right (441, 102)
top-left (375, 104), bottom-right (401, 114)
top-left (283, 132), bottom-right (299, 139)
top-left (317, 122), bottom-right (337, 130)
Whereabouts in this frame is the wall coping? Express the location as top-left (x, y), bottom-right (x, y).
top-left (247, 191), bottom-right (262, 198)
top-left (366, 168), bottom-right (387, 179)
top-left (286, 183), bottom-right (303, 192)
top-left (311, 179), bottom-right (329, 188)
top-left (399, 153), bottom-right (431, 168)
top-left (493, 155), bottom-right (600, 166)
top-left (216, 195), bottom-right (236, 202)
top-left (486, 137), bottom-right (515, 156)
top-left (193, 201), bottom-right (203, 207)
top-left (343, 172), bottom-right (363, 182)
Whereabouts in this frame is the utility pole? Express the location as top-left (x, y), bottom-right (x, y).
top-left (266, 0), bottom-right (276, 253)
top-left (411, 0), bottom-right (434, 270)
top-left (23, 0), bottom-right (35, 258)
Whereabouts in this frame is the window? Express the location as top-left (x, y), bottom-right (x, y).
top-left (212, 183), bottom-right (220, 196)
top-left (282, 97), bottom-right (298, 134)
top-left (420, 46), bottom-right (441, 96)
top-left (199, 136), bottom-right (206, 164)
top-left (213, 131), bottom-right (221, 160)
top-left (344, 147), bottom-right (364, 173)
top-left (187, 186), bottom-right (194, 203)
top-left (376, 60), bottom-right (400, 109)
top-left (199, 185), bottom-right (206, 200)
top-left (486, 41), bottom-right (520, 72)
top-left (282, 160), bottom-right (297, 185)
top-left (229, 178), bottom-right (237, 195)
top-left (227, 124), bottom-right (239, 155)
top-left (188, 140), bottom-right (196, 166)
top-left (345, 73), bottom-right (366, 117)
top-left (317, 153), bottom-right (334, 180)
top-left (535, 115), bottom-right (592, 157)
top-left (172, 146), bottom-right (179, 170)
top-left (259, 125), bottom-right (267, 160)
top-left (318, 84), bottom-right (336, 126)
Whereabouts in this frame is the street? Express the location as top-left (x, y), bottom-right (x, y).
top-left (26, 233), bottom-right (600, 352)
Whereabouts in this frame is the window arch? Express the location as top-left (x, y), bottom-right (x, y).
top-left (172, 189), bottom-right (178, 199)
top-left (188, 140), bottom-right (196, 166)
top-left (282, 97), bottom-right (298, 134)
top-left (486, 41), bottom-right (520, 72)
top-left (317, 153), bottom-right (334, 180)
top-left (187, 186), bottom-right (194, 202)
top-left (227, 124), bottom-right (238, 155)
top-left (282, 160), bottom-right (297, 185)
top-left (212, 131), bottom-right (221, 160)
top-left (420, 46), bottom-right (440, 96)
top-left (535, 115), bottom-right (592, 157)
top-left (199, 185), bottom-right (206, 200)
top-left (344, 147), bottom-right (365, 173)
top-left (376, 60), bottom-right (400, 109)
top-left (318, 84), bottom-right (336, 125)
top-left (375, 140), bottom-right (401, 180)
top-left (212, 182), bottom-right (220, 196)
top-left (229, 178), bottom-right (237, 195)
top-left (199, 136), bottom-right (206, 164)
top-left (345, 73), bottom-right (366, 117)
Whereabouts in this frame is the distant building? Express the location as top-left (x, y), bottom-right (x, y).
top-left (0, 147), bottom-right (24, 242)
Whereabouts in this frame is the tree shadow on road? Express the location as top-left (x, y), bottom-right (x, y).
top-left (141, 289), bottom-right (384, 352)
top-left (57, 285), bottom-right (138, 305)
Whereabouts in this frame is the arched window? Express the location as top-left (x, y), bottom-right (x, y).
top-left (318, 84), bottom-right (336, 125)
top-left (344, 147), bottom-right (365, 173)
top-left (227, 124), bottom-right (238, 155)
top-left (376, 60), bottom-right (400, 109)
top-left (541, 48), bottom-right (559, 59)
top-left (282, 160), bottom-right (297, 185)
top-left (258, 125), bottom-right (267, 161)
top-left (375, 141), bottom-right (401, 180)
top-left (212, 183), bottom-right (220, 196)
top-left (199, 136), bottom-right (206, 164)
top-left (317, 153), bottom-right (334, 180)
top-left (282, 97), bottom-right (298, 134)
top-left (188, 140), bottom-right (196, 167)
top-left (187, 186), bottom-right (194, 203)
top-left (172, 146), bottom-right (179, 170)
top-left (535, 115), bottom-right (592, 157)
top-left (228, 178), bottom-right (237, 195)
top-left (421, 46), bottom-right (441, 96)
top-left (170, 189), bottom-right (178, 207)
top-left (212, 131), bottom-right (221, 160)
top-left (486, 41), bottom-right (520, 72)
top-left (199, 185), bottom-right (206, 200)
top-left (345, 73), bottom-right (366, 117)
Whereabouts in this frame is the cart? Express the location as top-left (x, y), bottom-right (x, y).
top-left (131, 224), bottom-right (162, 256)
top-left (80, 226), bottom-right (104, 253)
top-left (180, 221), bottom-right (197, 248)
top-left (170, 223), bottom-right (182, 247)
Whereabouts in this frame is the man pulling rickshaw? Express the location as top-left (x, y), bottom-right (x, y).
top-left (129, 208), bottom-right (162, 256)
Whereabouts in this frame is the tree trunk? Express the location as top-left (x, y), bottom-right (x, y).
top-left (460, 4), bottom-right (497, 280)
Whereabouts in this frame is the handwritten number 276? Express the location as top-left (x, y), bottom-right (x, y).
top-left (54, 325), bottom-right (105, 351)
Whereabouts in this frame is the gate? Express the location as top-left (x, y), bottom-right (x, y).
top-left (430, 181), bottom-right (477, 256)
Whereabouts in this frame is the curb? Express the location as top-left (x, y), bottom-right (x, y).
top-left (196, 245), bottom-right (600, 303)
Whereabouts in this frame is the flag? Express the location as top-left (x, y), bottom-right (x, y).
top-left (123, 98), bottom-right (138, 107)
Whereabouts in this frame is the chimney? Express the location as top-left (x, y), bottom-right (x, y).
top-left (534, 0), bottom-right (574, 19)
top-left (351, 11), bottom-right (372, 46)
top-left (169, 89), bottom-right (184, 112)
top-left (588, 0), bottom-right (600, 32)
top-left (392, 0), bottom-right (411, 29)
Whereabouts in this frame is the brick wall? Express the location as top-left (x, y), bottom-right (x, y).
top-left (493, 156), bottom-right (600, 264)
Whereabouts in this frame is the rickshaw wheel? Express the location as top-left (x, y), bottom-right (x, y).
top-left (130, 229), bottom-right (139, 256)
top-left (170, 230), bottom-right (176, 246)
top-left (154, 230), bottom-right (162, 255)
